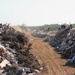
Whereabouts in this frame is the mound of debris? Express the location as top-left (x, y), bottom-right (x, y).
top-left (32, 29), bottom-right (47, 38)
top-left (32, 28), bottom-right (57, 39)
top-left (0, 24), bottom-right (43, 75)
top-left (49, 25), bottom-right (75, 67)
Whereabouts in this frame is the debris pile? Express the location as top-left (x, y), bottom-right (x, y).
top-left (32, 28), bottom-right (57, 38)
top-left (32, 29), bottom-right (47, 38)
top-left (0, 24), bottom-right (42, 75)
top-left (49, 26), bottom-right (75, 67)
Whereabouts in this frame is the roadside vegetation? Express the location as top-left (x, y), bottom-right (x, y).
top-left (29, 23), bottom-right (75, 30)
top-left (72, 23), bottom-right (75, 28)
top-left (18, 24), bottom-right (28, 30)
top-left (38, 24), bottom-right (60, 29)
top-left (29, 24), bottom-right (60, 30)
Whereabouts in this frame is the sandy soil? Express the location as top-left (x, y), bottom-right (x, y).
top-left (31, 36), bottom-right (75, 75)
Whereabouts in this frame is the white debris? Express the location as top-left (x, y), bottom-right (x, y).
top-left (40, 67), bottom-right (43, 70)
top-left (0, 45), bottom-right (6, 51)
top-left (35, 69), bottom-right (40, 73)
top-left (24, 67), bottom-right (31, 73)
top-left (0, 59), bottom-right (11, 68)
top-left (28, 73), bottom-right (36, 75)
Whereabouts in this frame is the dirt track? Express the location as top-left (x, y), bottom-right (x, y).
top-left (13, 27), bottom-right (75, 75)
top-left (30, 37), bottom-right (75, 75)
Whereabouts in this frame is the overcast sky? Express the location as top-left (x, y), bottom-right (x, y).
top-left (0, 0), bottom-right (75, 26)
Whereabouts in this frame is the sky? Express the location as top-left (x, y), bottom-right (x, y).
top-left (0, 0), bottom-right (75, 26)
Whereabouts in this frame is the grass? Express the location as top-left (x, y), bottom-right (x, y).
top-left (29, 24), bottom-right (60, 29)
top-left (38, 24), bottom-right (60, 29)
top-left (72, 24), bottom-right (75, 28)
top-left (29, 23), bottom-right (75, 30)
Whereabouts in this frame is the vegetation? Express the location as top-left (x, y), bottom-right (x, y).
top-left (19, 24), bottom-right (27, 30)
top-left (38, 24), bottom-right (60, 29)
top-left (29, 24), bottom-right (60, 29)
top-left (72, 24), bottom-right (75, 28)
top-left (29, 23), bottom-right (75, 30)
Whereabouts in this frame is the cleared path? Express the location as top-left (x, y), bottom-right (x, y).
top-left (31, 37), bottom-right (75, 75)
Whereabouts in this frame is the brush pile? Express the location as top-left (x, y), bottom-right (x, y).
top-left (32, 28), bottom-right (57, 38)
top-left (49, 26), bottom-right (75, 67)
top-left (0, 24), bottom-right (42, 75)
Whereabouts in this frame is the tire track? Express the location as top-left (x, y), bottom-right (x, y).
top-left (31, 37), bottom-right (75, 75)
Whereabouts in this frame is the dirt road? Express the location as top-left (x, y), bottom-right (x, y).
top-left (30, 37), bottom-right (75, 75)
top-left (13, 27), bottom-right (75, 75)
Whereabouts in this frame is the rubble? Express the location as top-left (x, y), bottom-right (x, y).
top-left (32, 28), bottom-right (57, 39)
top-left (0, 24), bottom-right (42, 75)
top-left (0, 59), bottom-right (11, 68)
top-left (47, 25), bottom-right (75, 67)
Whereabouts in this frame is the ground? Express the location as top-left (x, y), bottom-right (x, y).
top-left (31, 36), bottom-right (75, 75)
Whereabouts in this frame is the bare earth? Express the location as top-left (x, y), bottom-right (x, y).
top-left (31, 37), bottom-right (75, 75)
